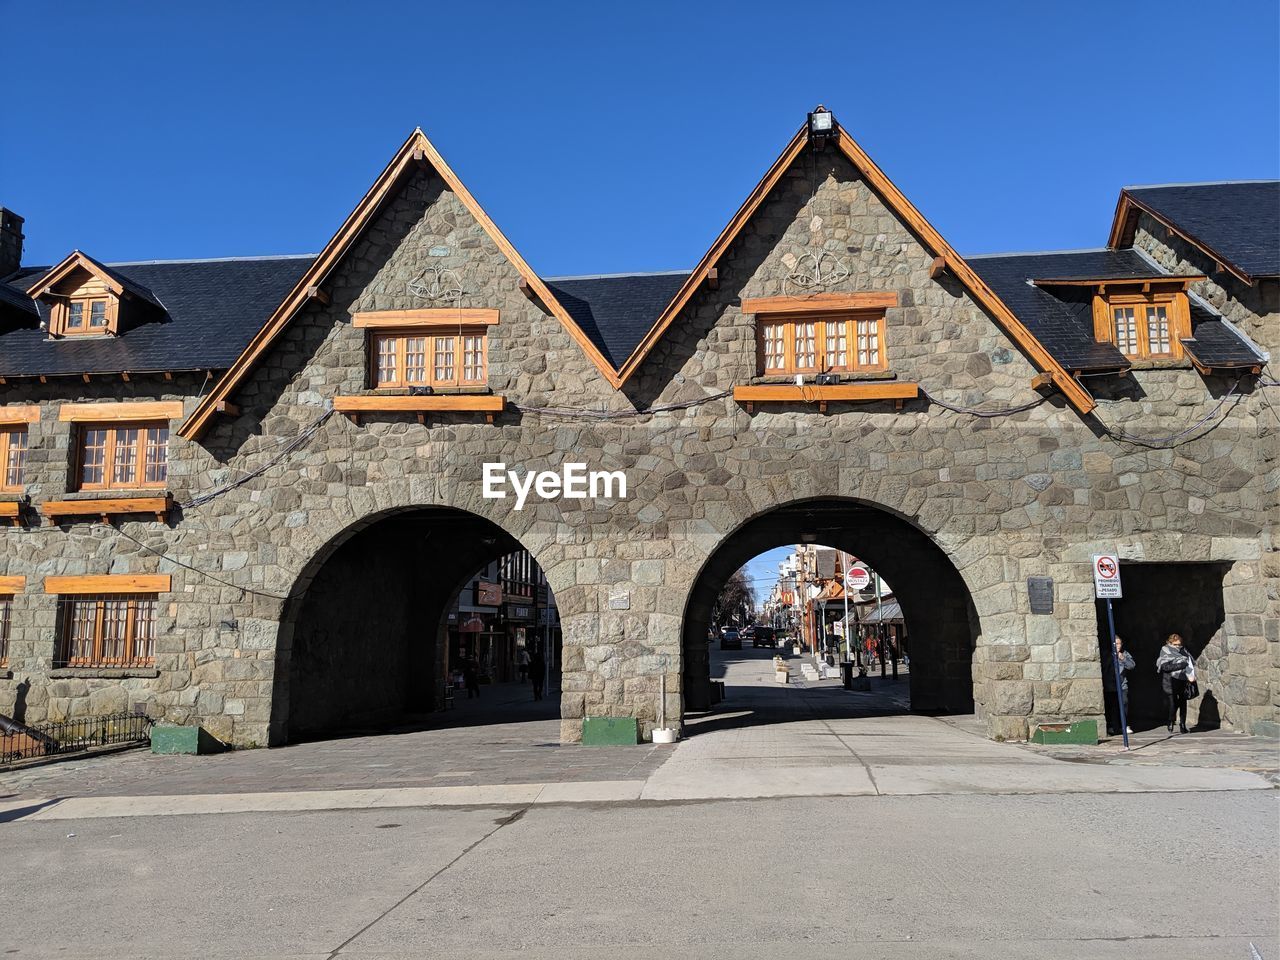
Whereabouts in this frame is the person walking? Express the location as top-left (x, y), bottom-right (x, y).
top-left (529, 647), bottom-right (547, 702)
top-left (463, 657), bottom-right (481, 700)
top-left (1102, 635), bottom-right (1135, 736)
top-left (517, 647), bottom-right (530, 683)
top-left (1156, 633), bottom-right (1195, 734)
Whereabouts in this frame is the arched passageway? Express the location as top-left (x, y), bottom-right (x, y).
top-left (683, 499), bottom-right (979, 718)
top-left (269, 507), bottom-right (559, 745)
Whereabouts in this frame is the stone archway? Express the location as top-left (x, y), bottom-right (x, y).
top-left (680, 497), bottom-right (981, 718)
top-left (268, 505), bottom-right (557, 745)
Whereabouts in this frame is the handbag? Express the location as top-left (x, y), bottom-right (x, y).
top-left (1186, 680), bottom-right (1200, 699)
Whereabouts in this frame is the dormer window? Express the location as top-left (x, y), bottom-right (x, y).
top-left (25, 251), bottom-right (161, 339)
top-left (1032, 275), bottom-right (1199, 366)
top-left (1094, 290), bottom-right (1190, 362)
top-left (65, 297), bottom-right (110, 334)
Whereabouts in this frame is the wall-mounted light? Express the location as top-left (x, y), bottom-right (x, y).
top-left (808, 106), bottom-right (836, 142)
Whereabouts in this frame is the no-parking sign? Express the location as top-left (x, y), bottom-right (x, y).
top-left (1092, 555), bottom-right (1122, 599)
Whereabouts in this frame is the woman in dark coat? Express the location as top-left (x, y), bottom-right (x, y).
top-left (1155, 633), bottom-right (1195, 734)
top-left (1102, 635), bottom-right (1135, 736)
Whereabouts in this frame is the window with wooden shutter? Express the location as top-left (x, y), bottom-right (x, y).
top-left (371, 330), bottom-right (488, 388)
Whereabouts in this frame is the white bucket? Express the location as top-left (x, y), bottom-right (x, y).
top-left (652, 727), bottom-right (678, 744)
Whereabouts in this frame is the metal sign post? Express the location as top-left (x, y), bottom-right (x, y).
top-left (1092, 555), bottom-right (1128, 750)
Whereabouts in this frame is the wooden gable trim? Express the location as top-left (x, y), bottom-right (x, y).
top-left (44, 574), bottom-right (171, 594)
top-left (1107, 191), bottom-right (1256, 286)
top-left (179, 130), bottom-right (618, 440)
top-left (613, 127), bottom-right (808, 384)
top-left (25, 251), bottom-right (126, 300)
top-left (59, 401), bottom-right (184, 422)
top-left (614, 124), bottom-right (1096, 415)
top-left (351, 308), bottom-right (500, 328)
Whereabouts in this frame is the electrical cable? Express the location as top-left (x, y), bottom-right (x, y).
top-left (110, 524), bottom-right (289, 601)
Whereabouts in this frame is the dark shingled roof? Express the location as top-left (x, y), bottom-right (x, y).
top-left (545, 271), bottom-right (691, 369)
top-left (0, 255), bottom-right (314, 378)
top-left (969, 250), bottom-right (1150, 371)
top-left (1181, 299), bottom-right (1266, 369)
top-left (969, 248), bottom-right (1264, 372)
top-left (1126, 181), bottom-right (1280, 279)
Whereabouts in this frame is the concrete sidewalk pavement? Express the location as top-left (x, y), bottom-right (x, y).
top-left (2, 647), bottom-right (1272, 824)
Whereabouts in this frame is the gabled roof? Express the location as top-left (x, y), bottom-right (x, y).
top-left (1107, 181), bottom-right (1280, 283)
top-left (179, 129), bottom-right (618, 440)
top-left (544, 271), bottom-right (691, 369)
top-left (613, 119), bottom-right (1096, 415)
top-left (0, 256), bottom-right (314, 378)
top-left (25, 249), bottom-right (163, 309)
top-left (969, 248), bottom-right (1265, 373)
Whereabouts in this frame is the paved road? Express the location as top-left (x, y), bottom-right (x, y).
top-left (2, 792), bottom-right (1275, 959)
top-left (1, 645), bottom-right (1276, 958)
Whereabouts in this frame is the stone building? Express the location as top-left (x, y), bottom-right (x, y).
top-left (0, 109), bottom-right (1275, 746)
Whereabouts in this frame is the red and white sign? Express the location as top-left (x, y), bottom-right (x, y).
top-left (847, 566), bottom-right (871, 591)
top-left (1092, 555), bottom-right (1122, 599)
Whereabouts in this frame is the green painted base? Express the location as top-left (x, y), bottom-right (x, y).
top-left (150, 725), bottom-right (223, 755)
top-left (581, 716), bottom-right (639, 746)
top-left (1031, 719), bottom-right (1098, 745)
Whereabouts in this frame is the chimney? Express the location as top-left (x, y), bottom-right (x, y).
top-left (0, 208), bottom-right (24, 277)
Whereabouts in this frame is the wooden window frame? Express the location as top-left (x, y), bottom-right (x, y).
top-left (0, 425), bottom-right (28, 492)
top-left (57, 594), bottom-right (158, 668)
top-left (369, 328), bottom-right (488, 389)
top-left (1092, 291), bottom-right (1189, 362)
top-left (51, 295), bottom-right (118, 337)
top-left (757, 312), bottom-right (887, 377)
top-left (75, 421), bottom-right (169, 492)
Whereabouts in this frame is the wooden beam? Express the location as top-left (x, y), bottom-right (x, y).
top-left (707, 267), bottom-right (720, 290)
top-left (1030, 372), bottom-right (1054, 390)
top-left (215, 401), bottom-right (240, 416)
top-left (1031, 275), bottom-right (1204, 290)
top-left (0, 503), bottom-right (21, 527)
top-left (305, 285), bottom-right (330, 305)
top-left (0, 405), bottom-right (41, 425)
top-left (0, 574), bottom-right (25, 592)
top-left (44, 573), bottom-right (172, 594)
top-left (733, 382), bottom-right (918, 404)
top-left (42, 495), bottom-right (173, 525)
top-left (351, 308), bottom-right (500, 328)
top-left (741, 292), bottom-right (899, 315)
top-left (59, 401), bottom-right (184, 423)
top-left (332, 394), bottom-right (505, 414)
top-left (928, 257), bottom-right (947, 280)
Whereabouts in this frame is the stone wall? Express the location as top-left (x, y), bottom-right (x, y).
top-left (1, 147), bottom-right (1274, 745)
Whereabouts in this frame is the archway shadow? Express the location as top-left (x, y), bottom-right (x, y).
top-left (270, 506), bottom-right (560, 746)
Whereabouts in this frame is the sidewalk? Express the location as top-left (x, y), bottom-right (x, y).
top-left (1, 648), bottom-right (1273, 824)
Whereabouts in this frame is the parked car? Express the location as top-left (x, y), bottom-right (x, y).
top-left (721, 629), bottom-right (741, 650)
top-left (752, 625), bottom-right (776, 648)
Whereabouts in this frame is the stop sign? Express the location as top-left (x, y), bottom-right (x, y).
top-left (847, 566), bottom-right (871, 591)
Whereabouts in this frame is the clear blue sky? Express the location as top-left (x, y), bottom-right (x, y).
top-left (4, 1), bottom-right (1277, 271)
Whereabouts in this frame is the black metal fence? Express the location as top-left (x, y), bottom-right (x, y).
top-left (1, 712), bottom-right (153, 765)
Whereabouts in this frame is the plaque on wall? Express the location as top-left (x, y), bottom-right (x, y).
top-left (1027, 577), bottom-right (1054, 615)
